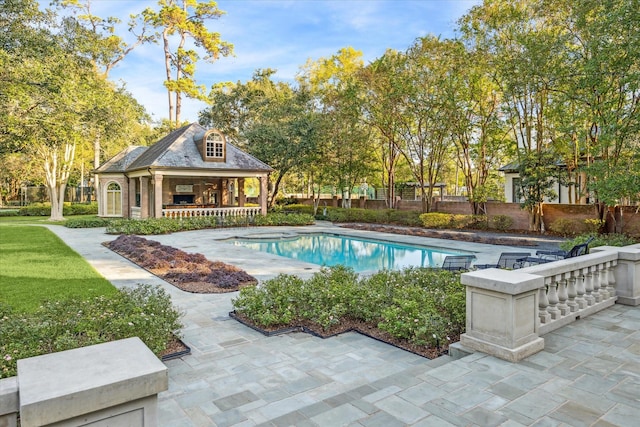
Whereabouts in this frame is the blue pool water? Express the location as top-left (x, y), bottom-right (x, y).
top-left (230, 233), bottom-right (468, 273)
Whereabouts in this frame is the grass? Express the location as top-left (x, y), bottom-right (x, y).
top-left (0, 226), bottom-right (116, 313)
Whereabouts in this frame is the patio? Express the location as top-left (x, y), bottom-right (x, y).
top-left (41, 225), bottom-right (640, 426)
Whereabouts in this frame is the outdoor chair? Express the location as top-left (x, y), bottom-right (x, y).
top-left (516, 236), bottom-right (595, 267)
top-left (475, 252), bottom-right (532, 270)
top-left (440, 255), bottom-right (476, 271)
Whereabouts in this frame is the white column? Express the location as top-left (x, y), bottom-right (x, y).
top-left (153, 174), bottom-right (163, 218)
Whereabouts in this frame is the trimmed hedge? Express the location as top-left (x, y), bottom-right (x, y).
top-left (105, 212), bottom-right (315, 235)
top-left (18, 202), bottom-right (99, 216)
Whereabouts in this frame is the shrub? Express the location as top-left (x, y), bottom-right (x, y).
top-left (387, 210), bottom-right (423, 226)
top-left (419, 213), bottom-right (453, 229)
top-left (17, 202), bottom-right (99, 217)
top-left (0, 285), bottom-right (183, 377)
top-left (0, 210), bottom-right (19, 217)
top-left (491, 215), bottom-right (513, 231)
top-left (549, 218), bottom-right (588, 236)
top-left (560, 233), bottom-right (638, 252)
top-left (65, 217), bottom-right (111, 228)
top-left (232, 266), bottom-right (465, 349)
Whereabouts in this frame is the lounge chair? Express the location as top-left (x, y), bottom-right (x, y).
top-left (440, 255), bottom-right (476, 271)
top-left (475, 252), bottom-right (532, 270)
top-left (516, 236), bottom-right (595, 266)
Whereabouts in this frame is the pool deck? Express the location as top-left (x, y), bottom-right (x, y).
top-left (43, 224), bottom-right (640, 426)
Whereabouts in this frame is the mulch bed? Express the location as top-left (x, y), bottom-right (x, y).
top-left (104, 235), bottom-right (257, 293)
top-left (230, 311), bottom-right (452, 359)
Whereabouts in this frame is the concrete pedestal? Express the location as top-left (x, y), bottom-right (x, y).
top-left (17, 337), bottom-right (168, 427)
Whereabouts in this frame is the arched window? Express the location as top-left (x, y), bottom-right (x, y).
top-left (106, 182), bottom-right (122, 216)
top-left (205, 131), bottom-right (225, 160)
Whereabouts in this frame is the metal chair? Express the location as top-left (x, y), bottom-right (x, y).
top-left (516, 236), bottom-right (595, 267)
top-left (475, 252), bottom-right (532, 270)
top-left (440, 255), bottom-right (476, 271)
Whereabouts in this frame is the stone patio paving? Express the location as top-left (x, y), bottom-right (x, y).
top-left (46, 224), bottom-right (640, 426)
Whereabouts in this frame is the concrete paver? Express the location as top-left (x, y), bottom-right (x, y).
top-left (42, 224), bottom-right (640, 426)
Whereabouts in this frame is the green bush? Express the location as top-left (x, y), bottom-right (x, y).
top-left (0, 210), bottom-right (19, 217)
top-left (65, 217), bottom-right (111, 228)
top-left (491, 214), bottom-right (513, 231)
top-left (105, 213), bottom-right (314, 235)
top-left (419, 212), bottom-right (453, 229)
top-left (0, 284), bottom-right (183, 377)
top-left (17, 202), bottom-right (98, 217)
top-left (549, 218), bottom-right (588, 236)
top-left (560, 233), bottom-right (638, 252)
top-left (387, 210), bottom-right (423, 226)
top-left (232, 266), bottom-right (465, 349)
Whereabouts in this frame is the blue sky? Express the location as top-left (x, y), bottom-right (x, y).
top-left (53, 0), bottom-right (481, 122)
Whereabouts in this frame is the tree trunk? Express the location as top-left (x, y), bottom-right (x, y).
top-left (162, 28), bottom-right (174, 125)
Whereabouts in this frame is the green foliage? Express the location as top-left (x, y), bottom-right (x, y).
top-left (419, 212), bottom-right (477, 229)
top-left (0, 210), bottom-right (18, 217)
top-left (233, 266), bottom-right (466, 349)
top-left (491, 215), bottom-right (513, 231)
top-left (65, 217), bottom-right (111, 228)
top-left (0, 284), bottom-right (183, 377)
top-left (18, 202), bottom-right (98, 216)
top-left (419, 213), bottom-right (452, 229)
top-left (105, 213), bottom-right (314, 235)
top-left (252, 213), bottom-right (315, 226)
top-left (560, 233), bottom-right (638, 252)
top-left (549, 218), bottom-right (588, 237)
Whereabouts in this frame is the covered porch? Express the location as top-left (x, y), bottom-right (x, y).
top-left (125, 170), bottom-right (269, 219)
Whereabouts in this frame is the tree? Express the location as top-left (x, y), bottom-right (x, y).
top-left (202, 69), bottom-right (321, 206)
top-left (53, 0), bottom-right (155, 78)
top-left (298, 48), bottom-right (376, 209)
top-left (460, 0), bottom-right (568, 231)
top-left (1, 0), bottom-right (151, 220)
top-left (143, 0), bottom-right (233, 127)
top-left (359, 50), bottom-right (407, 209)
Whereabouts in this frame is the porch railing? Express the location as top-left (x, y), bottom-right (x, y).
top-left (162, 206), bottom-right (261, 219)
top-left (459, 244), bottom-right (640, 362)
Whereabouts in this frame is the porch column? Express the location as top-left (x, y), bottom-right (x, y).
top-left (140, 177), bottom-right (150, 218)
top-left (128, 178), bottom-right (136, 218)
top-left (238, 178), bottom-right (245, 207)
top-left (260, 176), bottom-right (268, 215)
top-left (153, 174), bottom-right (163, 218)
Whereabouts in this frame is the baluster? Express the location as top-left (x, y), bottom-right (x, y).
top-left (592, 264), bottom-right (602, 303)
top-left (546, 276), bottom-right (561, 320)
top-left (557, 274), bottom-right (569, 316)
top-left (576, 269), bottom-right (587, 309)
top-left (608, 260), bottom-right (617, 297)
top-left (598, 263), bottom-right (610, 300)
top-left (584, 267), bottom-right (595, 306)
top-left (566, 270), bottom-right (578, 312)
top-left (539, 283), bottom-right (551, 324)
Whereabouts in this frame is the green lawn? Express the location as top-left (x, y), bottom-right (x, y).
top-left (0, 226), bottom-right (116, 313)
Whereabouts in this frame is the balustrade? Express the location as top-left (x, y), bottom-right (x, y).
top-left (460, 244), bottom-right (639, 362)
top-left (162, 206), bottom-right (261, 220)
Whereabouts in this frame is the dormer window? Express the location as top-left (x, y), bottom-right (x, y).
top-left (205, 130), bottom-right (225, 161)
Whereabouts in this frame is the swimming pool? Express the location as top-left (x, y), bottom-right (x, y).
top-left (228, 233), bottom-right (469, 273)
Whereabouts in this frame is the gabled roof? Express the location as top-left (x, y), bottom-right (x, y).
top-left (94, 146), bottom-right (148, 173)
top-left (95, 123), bottom-right (272, 174)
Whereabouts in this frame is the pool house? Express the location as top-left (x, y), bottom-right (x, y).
top-left (93, 123), bottom-right (273, 220)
